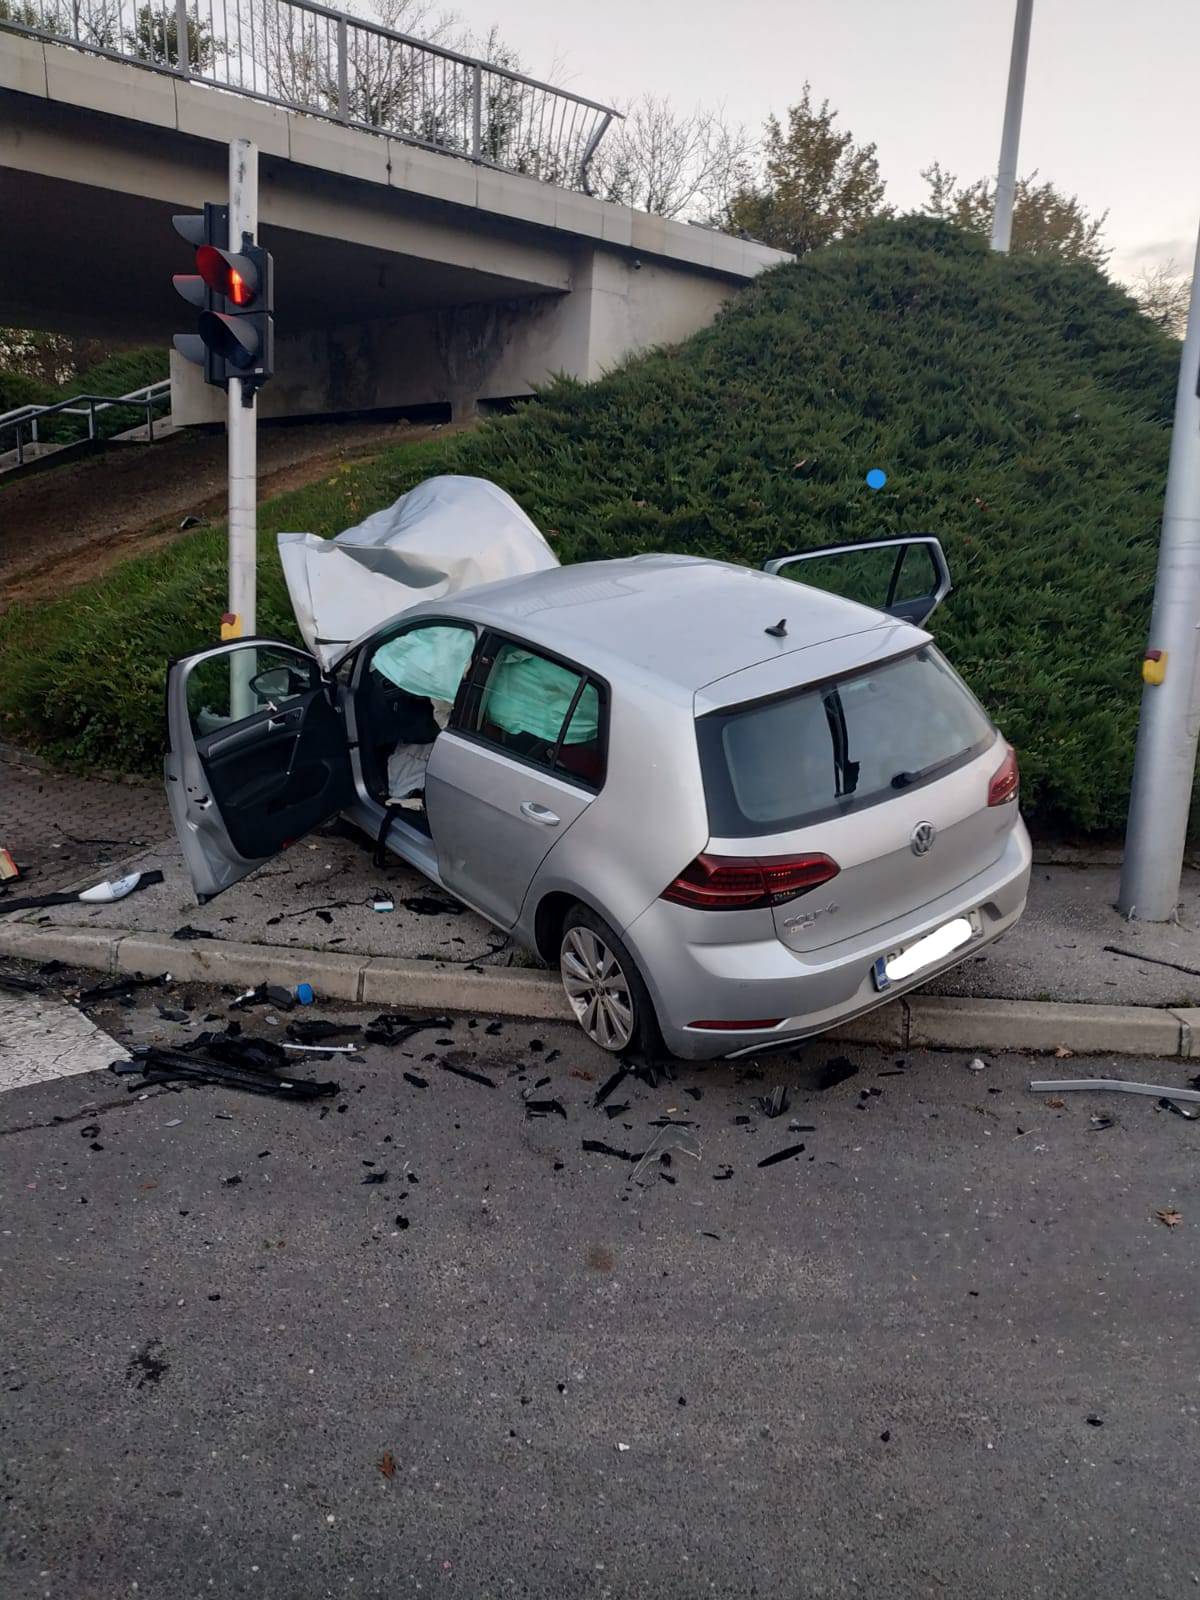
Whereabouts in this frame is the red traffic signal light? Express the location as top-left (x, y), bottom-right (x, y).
top-left (195, 245), bottom-right (261, 307)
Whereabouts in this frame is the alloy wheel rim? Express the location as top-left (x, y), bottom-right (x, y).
top-left (560, 926), bottom-right (635, 1051)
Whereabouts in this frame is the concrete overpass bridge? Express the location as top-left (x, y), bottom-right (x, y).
top-left (1, 6), bottom-right (787, 423)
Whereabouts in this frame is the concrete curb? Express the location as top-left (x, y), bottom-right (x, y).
top-left (1, 922), bottom-right (1196, 1058)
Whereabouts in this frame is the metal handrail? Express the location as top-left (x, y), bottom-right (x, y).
top-left (0, 379), bottom-right (172, 469)
top-left (2, 1), bottom-right (620, 189)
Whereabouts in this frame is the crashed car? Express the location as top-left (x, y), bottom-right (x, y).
top-left (165, 475), bottom-right (1031, 1060)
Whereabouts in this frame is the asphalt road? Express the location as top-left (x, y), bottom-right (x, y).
top-left (1, 981), bottom-right (1197, 1600)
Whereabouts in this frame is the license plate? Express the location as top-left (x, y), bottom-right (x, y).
top-left (872, 915), bottom-right (977, 991)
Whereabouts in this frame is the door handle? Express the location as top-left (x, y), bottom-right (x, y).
top-left (520, 801), bottom-right (560, 826)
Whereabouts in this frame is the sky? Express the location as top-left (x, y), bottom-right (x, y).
top-left (449, 0), bottom-right (1199, 284)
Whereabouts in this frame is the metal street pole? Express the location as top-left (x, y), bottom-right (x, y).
top-left (1118, 222), bottom-right (1200, 921)
top-left (227, 136), bottom-right (258, 719)
top-left (991, 0), bottom-right (1034, 253)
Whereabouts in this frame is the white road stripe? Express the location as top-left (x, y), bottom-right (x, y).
top-left (0, 991), bottom-right (129, 1094)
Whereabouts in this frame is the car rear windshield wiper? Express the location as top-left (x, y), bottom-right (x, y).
top-left (891, 753), bottom-right (959, 789)
top-left (822, 689), bottom-right (860, 798)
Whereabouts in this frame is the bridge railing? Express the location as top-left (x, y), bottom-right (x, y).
top-left (2, 0), bottom-right (618, 189)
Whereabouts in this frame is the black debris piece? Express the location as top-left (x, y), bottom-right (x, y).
top-left (633, 1059), bottom-right (668, 1089)
top-left (581, 1138), bottom-right (643, 1163)
top-left (788, 1121), bottom-right (816, 1133)
top-left (683, 1085), bottom-right (703, 1101)
top-left (403, 894), bottom-right (464, 916)
top-left (734, 1115), bottom-right (752, 1126)
top-left (79, 973), bottom-right (163, 1004)
top-left (1085, 1414), bottom-right (1104, 1427)
top-left (223, 1175), bottom-right (242, 1187)
top-left (403, 1072), bottom-right (429, 1090)
top-left (524, 1098), bottom-right (567, 1120)
top-left (287, 1018), bottom-right (362, 1045)
top-left (230, 983), bottom-right (296, 1012)
top-left (659, 1171), bottom-right (677, 1185)
top-left (713, 1165), bottom-right (734, 1181)
top-left (314, 909), bottom-right (334, 925)
top-left (439, 1059), bottom-right (498, 1089)
top-left (525, 1076), bottom-right (551, 1093)
top-left (0, 869), bottom-right (165, 917)
top-left (756, 1085), bottom-right (790, 1119)
top-left (157, 1006), bottom-right (191, 1024)
top-left (89, 1142), bottom-right (104, 1151)
top-left (1088, 1115), bottom-right (1116, 1131)
top-left (593, 1067), bottom-right (628, 1107)
top-left (877, 1068), bottom-right (907, 1077)
top-left (701, 1231), bottom-right (720, 1240)
top-left (0, 970), bottom-right (46, 993)
top-left (361, 1171), bottom-right (389, 1185)
top-left (545, 1049), bottom-right (561, 1064)
top-left (110, 1041), bottom-right (338, 1101)
top-left (1103, 944), bottom-right (1200, 980)
top-left (1157, 1097), bottom-right (1198, 1120)
top-left (172, 925), bottom-right (216, 942)
top-left (364, 1013), bottom-right (453, 1047)
top-left (880, 1430), bottom-right (891, 1443)
top-left (757, 1143), bottom-right (806, 1169)
top-left (816, 1056), bottom-right (858, 1091)
top-left (394, 1216), bottom-right (410, 1230)
top-left (604, 1101), bottom-right (631, 1120)
top-left (648, 1116), bottom-right (695, 1129)
top-left (80, 1124), bottom-right (100, 1138)
top-left (529, 1039), bottom-right (545, 1053)
top-left (485, 1021), bottom-right (503, 1036)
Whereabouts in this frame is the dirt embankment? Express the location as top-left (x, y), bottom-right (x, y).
top-left (0, 418), bottom-right (463, 612)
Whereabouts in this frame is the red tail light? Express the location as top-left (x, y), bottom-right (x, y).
top-left (661, 852), bottom-right (839, 910)
top-left (988, 745), bottom-right (1019, 806)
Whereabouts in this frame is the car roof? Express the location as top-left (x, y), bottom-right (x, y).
top-left (429, 554), bottom-right (918, 697)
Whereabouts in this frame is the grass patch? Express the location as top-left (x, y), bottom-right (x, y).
top-left (0, 218), bottom-right (1187, 833)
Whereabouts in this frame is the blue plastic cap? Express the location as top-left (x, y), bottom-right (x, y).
top-left (295, 982), bottom-right (315, 1005)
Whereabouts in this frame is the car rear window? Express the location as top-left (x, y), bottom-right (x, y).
top-left (697, 646), bottom-right (995, 837)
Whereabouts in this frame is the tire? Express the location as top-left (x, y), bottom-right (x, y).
top-left (559, 904), bottom-right (662, 1058)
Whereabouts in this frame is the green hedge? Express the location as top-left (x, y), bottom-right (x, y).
top-left (0, 220), bottom-right (1186, 834)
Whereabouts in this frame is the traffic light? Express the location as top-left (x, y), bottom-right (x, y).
top-left (172, 205), bottom-right (274, 396)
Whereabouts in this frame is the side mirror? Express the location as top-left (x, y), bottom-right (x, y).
top-left (250, 664), bottom-right (310, 702)
top-left (763, 536), bottom-right (952, 627)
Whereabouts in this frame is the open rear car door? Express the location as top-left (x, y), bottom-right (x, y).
top-left (763, 536), bottom-right (952, 627)
top-left (165, 640), bottom-right (354, 902)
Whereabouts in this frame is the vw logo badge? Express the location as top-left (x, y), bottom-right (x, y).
top-left (910, 821), bottom-right (936, 856)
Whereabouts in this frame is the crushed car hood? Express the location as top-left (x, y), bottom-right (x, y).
top-left (278, 474), bottom-right (559, 668)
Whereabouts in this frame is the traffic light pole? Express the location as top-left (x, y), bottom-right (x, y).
top-left (990, 0), bottom-right (1034, 253)
top-left (227, 136), bottom-right (258, 719)
top-left (1118, 219), bottom-right (1200, 921)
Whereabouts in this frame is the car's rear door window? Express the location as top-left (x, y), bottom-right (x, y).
top-left (462, 636), bottom-right (607, 789)
top-left (698, 646), bottom-right (994, 836)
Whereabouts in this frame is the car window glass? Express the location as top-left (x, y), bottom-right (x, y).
top-left (699, 647), bottom-right (993, 835)
top-left (186, 647), bottom-right (318, 740)
top-left (553, 680), bottom-right (606, 789)
top-left (467, 640), bottom-right (605, 786)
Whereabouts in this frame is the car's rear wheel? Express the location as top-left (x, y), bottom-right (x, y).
top-left (559, 905), bottom-right (660, 1057)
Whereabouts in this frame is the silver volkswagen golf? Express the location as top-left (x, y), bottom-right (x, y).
top-left (165, 536), bottom-right (1030, 1059)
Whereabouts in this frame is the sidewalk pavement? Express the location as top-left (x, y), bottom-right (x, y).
top-left (3, 746), bottom-right (1198, 1054)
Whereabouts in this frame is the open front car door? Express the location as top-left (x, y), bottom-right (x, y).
top-left (165, 640), bottom-right (354, 902)
top-left (763, 536), bottom-right (952, 627)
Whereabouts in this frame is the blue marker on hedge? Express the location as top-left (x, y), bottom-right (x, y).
top-left (866, 468), bottom-right (887, 491)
